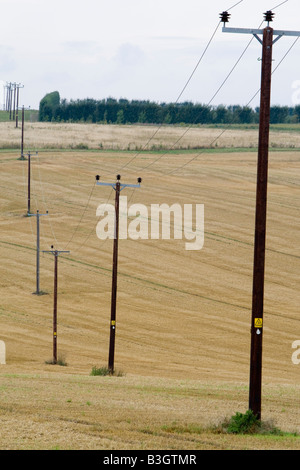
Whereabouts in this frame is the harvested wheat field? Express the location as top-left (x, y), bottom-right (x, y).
top-left (0, 122), bottom-right (299, 450)
top-left (2, 120), bottom-right (300, 151)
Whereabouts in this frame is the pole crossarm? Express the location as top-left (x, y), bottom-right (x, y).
top-left (28, 211), bottom-right (48, 218)
top-left (42, 250), bottom-right (70, 255)
top-left (222, 26), bottom-right (300, 37)
top-left (119, 182), bottom-right (141, 191)
top-left (96, 178), bottom-right (142, 192)
top-left (222, 25), bottom-right (300, 46)
top-left (26, 151), bottom-right (38, 156)
top-left (223, 26), bottom-right (300, 45)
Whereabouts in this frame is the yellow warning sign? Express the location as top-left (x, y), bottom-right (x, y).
top-left (254, 318), bottom-right (263, 328)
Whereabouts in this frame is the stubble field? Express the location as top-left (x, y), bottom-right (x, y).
top-left (0, 121), bottom-right (299, 450)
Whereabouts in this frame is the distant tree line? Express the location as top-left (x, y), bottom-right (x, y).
top-left (39, 91), bottom-right (300, 125)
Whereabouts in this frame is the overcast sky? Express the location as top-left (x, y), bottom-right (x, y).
top-left (0, 0), bottom-right (299, 110)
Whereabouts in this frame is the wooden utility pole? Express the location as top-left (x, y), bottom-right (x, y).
top-left (27, 151), bottom-right (31, 215)
top-left (7, 83), bottom-right (12, 113)
top-left (5, 83), bottom-right (10, 112)
top-left (28, 210), bottom-right (49, 295)
top-left (12, 83), bottom-right (16, 121)
top-left (53, 252), bottom-right (58, 364)
top-left (249, 24), bottom-right (273, 421)
top-left (96, 174), bottom-right (142, 373)
top-left (20, 106), bottom-right (25, 160)
top-left (9, 84), bottom-right (12, 120)
top-left (15, 84), bottom-right (24, 128)
top-left (109, 176), bottom-right (120, 373)
top-left (42, 247), bottom-right (70, 364)
top-left (25, 151), bottom-right (38, 215)
top-left (222, 10), bottom-right (300, 420)
top-left (16, 87), bottom-right (19, 127)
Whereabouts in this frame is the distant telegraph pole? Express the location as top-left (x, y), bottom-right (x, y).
top-left (5, 82), bottom-right (11, 112)
top-left (96, 174), bottom-right (142, 374)
top-left (42, 247), bottom-right (70, 364)
top-left (15, 84), bottom-right (24, 128)
top-left (12, 83), bottom-right (16, 121)
top-left (24, 151), bottom-right (38, 215)
top-left (4, 82), bottom-right (23, 123)
top-left (17, 106), bottom-right (26, 160)
top-left (9, 83), bottom-right (13, 120)
top-left (28, 210), bottom-right (49, 295)
top-left (27, 151), bottom-right (32, 214)
top-left (221, 10), bottom-right (300, 420)
top-left (19, 106), bottom-right (26, 160)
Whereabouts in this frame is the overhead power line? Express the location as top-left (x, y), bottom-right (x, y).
top-left (115, 23), bottom-right (220, 174)
top-left (115, 1), bottom-right (245, 175)
top-left (226, 0), bottom-right (244, 11)
top-left (271, 0), bottom-right (289, 10)
top-left (167, 32), bottom-right (299, 176)
top-left (116, 0), bottom-right (291, 177)
top-left (64, 180), bottom-right (97, 250)
top-left (70, 187), bottom-right (115, 254)
top-left (135, 20), bottom-right (263, 174)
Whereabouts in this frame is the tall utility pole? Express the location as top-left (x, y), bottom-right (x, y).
top-left (3, 82), bottom-right (23, 121)
top-left (15, 86), bottom-right (20, 127)
top-left (20, 106), bottom-right (25, 159)
top-left (9, 84), bottom-right (13, 120)
top-left (42, 247), bottom-right (70, 364)
top-left (12, 83), bottom-right (16, 121)
top-left (25, 151), bottom-right (38, 215)
top-left (5, 82), bottom-right (11, 112)
top-left (15, 84), bottom-right (24, 128)
top-left (221, 11), bottom-right (300, 420)
top-left (96, 174), bottom-right (142, 374)
top-left (28, 210), bottom-right (49, 295)
top-left (27, 151), bottom-right (32, 215)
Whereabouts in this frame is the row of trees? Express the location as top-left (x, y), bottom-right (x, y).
top-left (39, 92), bottom-right (300, 125)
